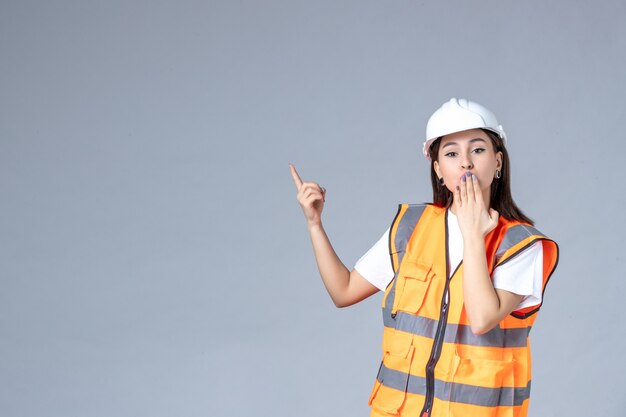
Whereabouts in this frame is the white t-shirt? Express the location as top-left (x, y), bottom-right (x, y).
top-left (354, 209), bottom-right (544, 310)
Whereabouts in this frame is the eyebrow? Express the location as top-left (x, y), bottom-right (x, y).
top-left (441, 138), bottom-right (487, 149)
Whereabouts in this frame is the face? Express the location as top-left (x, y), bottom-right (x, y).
top-left (433, 128), bottom-right (503, 198)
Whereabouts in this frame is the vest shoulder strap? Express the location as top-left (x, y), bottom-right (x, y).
top-left (388, 203), bottom-right (430, 273)
top-left (495, 222), bottom-right (560, 319)
top-left (495, 223), bottom-right (554, 266)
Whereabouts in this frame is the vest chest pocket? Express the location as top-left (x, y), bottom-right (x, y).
top-left (393, 261), bottom-right (435, 315)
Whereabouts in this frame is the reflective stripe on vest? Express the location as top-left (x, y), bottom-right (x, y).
top-left (383, 312), bottom-right (531, 348)
top-left (369, 204), bottom-right (559, 417)
top-left (377, 363), bottom-right (531, 407)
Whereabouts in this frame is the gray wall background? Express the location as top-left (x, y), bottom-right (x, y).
top-left (2, 1), bottom-right (625, 416)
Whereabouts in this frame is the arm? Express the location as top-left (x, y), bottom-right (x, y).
top-left (454, 173), bottom-right (523, 335)
top-left (461, 234), bottom-right (523, 334)
top-left (290, 164), bottom-right (379, 308)
top-left (308, 223), bottom-right (380, 307)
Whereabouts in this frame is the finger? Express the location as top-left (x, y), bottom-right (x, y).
top-left (473, 173), bottom-right (485, 205)
top-left (466, 172), bottom-right (476, 202)
top-left (300, 182), bottom-right (323, 196)
top-left (303, 187), bottom-right (323, 202)
top-left (297, 183), bottom-right (313, 201)
top-left (303, 190), bottom-right (324, 207)
top-left (289, 164), bottom-right (303, 190)
top-left (454, 185), bottom-right (461, 208)
top-left (460, 174), bottom-right (468, 203)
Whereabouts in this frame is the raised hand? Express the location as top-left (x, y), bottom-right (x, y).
top-left (290, 164), bottom-right (327, 227)
top-left (453, 172), bottom-right (499, 238)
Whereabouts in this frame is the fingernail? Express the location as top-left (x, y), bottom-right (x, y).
top-left (461, 175), bottom-right (466, 182)
top-left (456, 186), bottom-right (460, 191)
top-left (472, 174), bottom-right (477, 180)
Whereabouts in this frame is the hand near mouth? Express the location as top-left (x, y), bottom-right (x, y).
top-left (453, 171), bottom-right (499, 239)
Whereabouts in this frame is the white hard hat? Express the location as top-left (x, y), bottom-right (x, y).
top-left (423, 98), bottom-right (507, 160)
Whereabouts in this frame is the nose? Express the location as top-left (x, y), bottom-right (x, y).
top-left (461, 157), bottom-right (473, 170)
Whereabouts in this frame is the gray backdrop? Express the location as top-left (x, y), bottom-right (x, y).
top-left (2, 1), bottom-right (625, 416)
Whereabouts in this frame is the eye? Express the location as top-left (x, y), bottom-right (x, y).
top-left (444, 151), bottom-right (458, 157)
top-left (472, 148), bottom-right (486, 154)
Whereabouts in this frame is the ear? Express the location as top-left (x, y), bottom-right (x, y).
top-left (433, 160), bottom-right (442, 179)
top-left (495, 151), bottom-right (503, 170)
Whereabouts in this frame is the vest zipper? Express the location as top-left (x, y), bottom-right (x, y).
top-left (419, 273), bottom-right (452, 417)
top-left (419, 210), bottom-right (455, 417)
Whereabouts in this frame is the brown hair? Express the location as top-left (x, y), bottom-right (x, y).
top-left (428, 129), bottom-right (534, 225)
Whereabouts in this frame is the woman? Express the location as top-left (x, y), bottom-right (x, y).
top-left (290, 98), bottom-right (559, 417)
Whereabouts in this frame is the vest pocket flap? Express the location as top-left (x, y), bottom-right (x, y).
top-left (401, 261), bottom-right (433, 281)
top-left (393, 261), bottom-right (435, 314)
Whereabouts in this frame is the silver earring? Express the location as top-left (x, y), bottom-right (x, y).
top-left (495, 170), bottom-right (501, 179)
top-left (439, 177), bottom-right (445, 186)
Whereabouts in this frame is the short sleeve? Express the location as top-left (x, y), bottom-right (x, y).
top-left (492, 241), bottom-right (544, 310)
top-left (354, 227), bottom-right (395, 291)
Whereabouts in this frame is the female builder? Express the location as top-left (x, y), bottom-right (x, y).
top-left (290, 98), bottom-right (559, 417)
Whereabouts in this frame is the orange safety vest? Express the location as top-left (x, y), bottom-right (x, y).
top-left (368, 204), bottom-right (559, 417)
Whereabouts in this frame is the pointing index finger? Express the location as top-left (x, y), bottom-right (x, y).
top-left (289, 164), bottom-right (303, 190)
